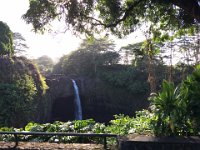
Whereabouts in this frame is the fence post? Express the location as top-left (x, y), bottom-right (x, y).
top-left (104, 136), bottom-right (107, 149)
top-left (14, 134), bottom-right (19, 148)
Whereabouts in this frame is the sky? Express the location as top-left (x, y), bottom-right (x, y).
top-left (0, 0), bottom-right (145, 61)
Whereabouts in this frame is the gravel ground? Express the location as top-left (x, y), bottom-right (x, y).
top-left (0, 141), bottom-right (104, 150)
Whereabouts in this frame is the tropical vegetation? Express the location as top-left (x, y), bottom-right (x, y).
top-left (0, 56), bottom-right (48, 127)
top-left (1, 65), bottom-right (200, 144)
top-left (1, 1), bottom-right (200, 149)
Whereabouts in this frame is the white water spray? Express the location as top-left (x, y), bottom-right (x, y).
top-left (72, 79), bottom-right (82, 120)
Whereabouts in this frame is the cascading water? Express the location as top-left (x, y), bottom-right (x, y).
top-left (72, 79), bottom-right (83, 120)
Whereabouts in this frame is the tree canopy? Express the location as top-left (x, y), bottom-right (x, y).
top-left (33, 55), bottom-right (54, 75)
top-left (23, 0), bottom-right (200, 36)
top-left (53, 38), bottom-right (120, 76)
top-left (0, 21), bottom-right (14, 56)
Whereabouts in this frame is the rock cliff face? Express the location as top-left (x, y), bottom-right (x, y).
top-left (47, 75), bottom-right (149, 123)
top-left (45, 75), bottom-right (74, 122)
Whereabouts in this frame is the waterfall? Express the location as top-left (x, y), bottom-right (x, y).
top-left (72, 79), bottom-right (83, 120)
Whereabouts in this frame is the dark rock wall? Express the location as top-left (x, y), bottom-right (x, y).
top-left (47, 75), bottom-right (149, 123)
top-left (51, 96), bottom-right (75, 122)
top-left (45, 75), bottom-right (74, 122)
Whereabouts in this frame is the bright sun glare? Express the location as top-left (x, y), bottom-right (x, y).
top-left (0, 0), bottom-right (144, 61)
top-left (0, 0), bottom-right (83, 60)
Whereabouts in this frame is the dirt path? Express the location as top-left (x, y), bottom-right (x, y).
top-left (0, 141), bottom-right (104, 150)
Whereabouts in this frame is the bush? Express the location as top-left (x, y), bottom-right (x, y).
top-left (181, 65), bottom-right (200, 134)
top-left (0, 119), bottom-right (106, 143)
top-left (0, 75), bottom-right (37, 127)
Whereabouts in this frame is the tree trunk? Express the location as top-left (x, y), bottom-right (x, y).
top-left (147, 61), bottom-right (156, 93)
top-left (147, 40), bottom-right (157, 93)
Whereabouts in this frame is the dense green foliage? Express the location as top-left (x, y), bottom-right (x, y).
top-left (0, 76), bottom-right (37, 127)
top-left (149, 80), bottom-right (189, 135)
top-left (181, 65), bottom-right (200, 134)
top-left (140, 65), bottom-right (200, 136)
top-left (99, 65), bottom-right (149, 94)
top-left (0, 56), bottom-right (48, 127)
top-left (0, 21), bottom-right (14, 56)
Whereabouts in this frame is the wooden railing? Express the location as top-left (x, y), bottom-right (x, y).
top-left (0, 131), bottom-right (119, 149)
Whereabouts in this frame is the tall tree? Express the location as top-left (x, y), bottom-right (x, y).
top-left (0, 21), bottom-right (14, 56)
top-left (13, 32), bottom-right (29, 56)
top-left (120, 42), bottom-right (143, 65)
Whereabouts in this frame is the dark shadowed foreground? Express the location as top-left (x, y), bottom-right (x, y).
top-left (119, 134), bottom-right (200, 150)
